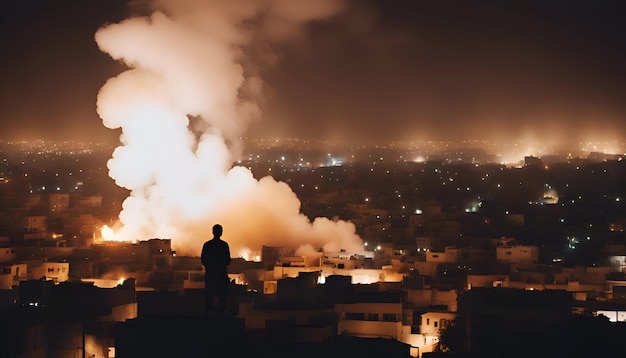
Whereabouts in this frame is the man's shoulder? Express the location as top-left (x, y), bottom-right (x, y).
top-left (205, 238), bottom-right (228, 246)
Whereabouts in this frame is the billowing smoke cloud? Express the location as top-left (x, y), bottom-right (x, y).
top-left (94, 0), bottom-right (363, 258)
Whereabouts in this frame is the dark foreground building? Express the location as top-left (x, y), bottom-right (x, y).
top-left (450, 287), bottom-right (626, 357)
top-left (114, 315), bottom-right (412, 358)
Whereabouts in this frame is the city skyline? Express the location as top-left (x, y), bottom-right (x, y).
top-left (2, 0), bottom-right (626, 256)
top-left (2, 3), bottom-right (626, 355)
top-left (1, 0), bottom-right (624, 147)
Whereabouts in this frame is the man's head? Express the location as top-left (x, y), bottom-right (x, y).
top-left (212, 224), bottom-right (223, 238)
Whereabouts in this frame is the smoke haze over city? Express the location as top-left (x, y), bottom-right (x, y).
top-left (2, 0), bottom-right (625, 146)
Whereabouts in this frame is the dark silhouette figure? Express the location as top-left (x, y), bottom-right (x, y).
top-left (201, 224), bottom-right (231, 316)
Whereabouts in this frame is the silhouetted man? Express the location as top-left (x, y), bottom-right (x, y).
top-left (201, 223), bottom-right (231, 316)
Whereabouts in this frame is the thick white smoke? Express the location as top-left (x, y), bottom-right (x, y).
top-left (94, 0), bottom-right (363, 257)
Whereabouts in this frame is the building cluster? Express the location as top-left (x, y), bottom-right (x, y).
top-left (1, 230), bottom-right (626, 357)
top-left (1, 141), bottom-right (626, 357)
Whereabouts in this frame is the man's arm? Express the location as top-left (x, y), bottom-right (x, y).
top-left (225, 243), bottom-right (231, 266)
top-left (200, 242), bottom-right (208, 267)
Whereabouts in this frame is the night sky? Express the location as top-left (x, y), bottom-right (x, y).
top-left (1, 0), bottom-right (625, 146)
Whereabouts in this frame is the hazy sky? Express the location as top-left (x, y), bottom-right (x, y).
top-left (1, 0), bottom-right (625, 145)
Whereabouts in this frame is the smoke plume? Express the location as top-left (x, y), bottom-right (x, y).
top-left (94, 0), bottom-right (363, 257)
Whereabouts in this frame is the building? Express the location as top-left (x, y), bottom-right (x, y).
top-left (496, 245), bottom-right (538, 264)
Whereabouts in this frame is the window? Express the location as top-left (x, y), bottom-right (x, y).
top-left (47, 268), bottom-right (55, 273)
top-left (346, 312), bottom-right (365, 320)
top-left (383, 313), bottom-right (398, 322)
top-left (367, 313), bottom-right (379, 321)
top-left (434, 321), bottom-right (438, 328)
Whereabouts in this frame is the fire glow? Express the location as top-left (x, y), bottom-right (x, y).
top-left (94, 0), bottom-right (363, 257)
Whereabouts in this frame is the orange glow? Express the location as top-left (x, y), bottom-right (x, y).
top-left (101, 225), bottom-right (124, 242)
top-left (237, 247), bottom-right (261, 262)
